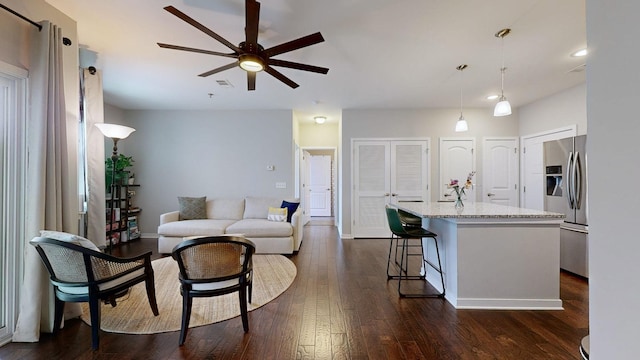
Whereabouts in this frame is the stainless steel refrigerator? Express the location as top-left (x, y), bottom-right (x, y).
top-left (543, 135), bottom-right (588, 278)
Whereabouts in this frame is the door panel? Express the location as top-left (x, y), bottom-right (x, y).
top-left (353, 142), bottom-right (390, 237)
top-left (439, 138), bottom-right (476, 202)
top-left (391, 141), bottom-right (428, 203)
top-left (353, 139), bottom-right (429, 238)
top-left (309, 155), bottom-right (332, 216)
top-left (483, 138), bottom-right (519, 206)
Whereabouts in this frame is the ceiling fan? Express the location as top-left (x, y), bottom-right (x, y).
top-left (157, 1), bottom-right (329, 90)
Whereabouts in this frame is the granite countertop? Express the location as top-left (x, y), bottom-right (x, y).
top-left (396, 201), bottom-right (566, 219)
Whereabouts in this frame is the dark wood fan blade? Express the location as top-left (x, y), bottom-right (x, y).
top-left (198, 61), bottom-right (239, 77)
top-left (245, 0), bottom-right (260, 46)
top-left (247, 71), bottom-right (256, 91)
top-left (264, 65), bottom-right (299, 89)
top-left (157, 43), bottom-right (238, 58)
top-left (164, 6), bottom-right (241, 53)
top-left (267, 59), bottom-right (329, 74)
top-left (263, 32), bottom-right (325, 58)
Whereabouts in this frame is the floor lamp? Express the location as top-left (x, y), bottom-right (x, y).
top-left (95, 123), bottom-right (135, 253)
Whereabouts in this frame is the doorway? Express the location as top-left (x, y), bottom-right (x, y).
top-left (301, 148), bottom-right (337, 226)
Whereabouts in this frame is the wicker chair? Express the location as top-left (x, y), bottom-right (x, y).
top-left (29, 236), bottom-right (159, 350)
top-left (171, 235), bottom-right (256, 346)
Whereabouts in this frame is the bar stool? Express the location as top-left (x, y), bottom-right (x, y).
top-left (385, 205), bottom-right (445, 298)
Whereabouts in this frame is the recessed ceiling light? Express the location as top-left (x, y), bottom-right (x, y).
top-left (571, 49), bottom-right (588, 57)
top-left (486, 95), bottom-right (499, 100)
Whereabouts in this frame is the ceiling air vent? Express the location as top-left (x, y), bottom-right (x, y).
top-left (568, 64), bottom-right (586, 73)
top-left (215, 79), bottom-right (234, 88)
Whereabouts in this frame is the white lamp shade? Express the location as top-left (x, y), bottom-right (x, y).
top-left (493, 99), bottom-right (512, 116)
top-left (95, 123), bottom-right (136, 139)
top-left (455, 117), bottom-right (469, 132)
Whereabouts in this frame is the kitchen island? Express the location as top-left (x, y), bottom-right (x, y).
top-left (396, 202), bottom-right (565, 310)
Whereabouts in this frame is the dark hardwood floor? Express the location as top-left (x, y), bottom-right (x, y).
top-left (0, 222), bottom-right (589, 359)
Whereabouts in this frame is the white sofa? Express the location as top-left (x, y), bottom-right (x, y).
top-left (157, 197), bottom-right (303, 254)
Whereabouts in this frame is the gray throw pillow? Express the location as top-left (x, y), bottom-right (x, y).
top-left (178, 196), bottom-right (207, 220)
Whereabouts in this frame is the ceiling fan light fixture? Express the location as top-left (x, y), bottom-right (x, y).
top-left (239, 54), bottom-right (264, 72)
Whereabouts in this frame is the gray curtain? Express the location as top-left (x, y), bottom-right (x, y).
top-left (82, 68), bottom-right (107, 247)
top-left (13, 21), bottom-right (76, 342)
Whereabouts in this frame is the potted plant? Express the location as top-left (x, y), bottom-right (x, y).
top-left (106, 154), bottom-right (134, 188)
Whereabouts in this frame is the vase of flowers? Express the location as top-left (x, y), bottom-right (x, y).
top-left (447, 171), bottom-right (476, 211)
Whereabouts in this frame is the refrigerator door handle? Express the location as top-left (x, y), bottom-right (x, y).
top-left (566, 152), bottom-right (575, 209)
top-left (574, 151), bottom-right (582, 210)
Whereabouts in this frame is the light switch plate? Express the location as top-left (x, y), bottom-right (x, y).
top-left (275, 182), bottom-right (286, 189)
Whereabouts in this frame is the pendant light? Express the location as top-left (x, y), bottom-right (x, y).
top-left (494, 28), bottom-right (512, 117)
top-left (455, 64), bottom-right (469, 132)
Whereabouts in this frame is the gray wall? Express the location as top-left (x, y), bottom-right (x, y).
top-left (119, 109), bottom-right (295, 235)
top-left (518, 83), bottom-right (587, 136)
top-left (586, 0), bottom-right (639, 357)
top-left (339, 108), bottom-right (519, 237)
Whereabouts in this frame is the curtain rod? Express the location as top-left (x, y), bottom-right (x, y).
top-left (1, 3), bottom-right (72, 45)
top-left (0, 3), bottom-right (43, 31)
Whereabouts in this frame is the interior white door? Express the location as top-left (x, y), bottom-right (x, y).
top-left (482, 137), bottom-right (519, 206)
top-left (439, 138), bottom-right (476, 202)
top-left (390, 141), bottom-right (429, 203)
top-left (521, 127), bottom-right (576, 210)
top-left (309, 155), bottom-right (332, 216)
top-left (353, 139), bottom-right (429, 238)
top-left (353, 141), bottom-right (391, 237)
top-left (302, 150), bottom-right (312, 225)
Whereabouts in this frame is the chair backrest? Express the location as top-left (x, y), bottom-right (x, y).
top-left (385, 206), bottom-right (408, 236)
top-left (30, 237), bottom-right (144, 285)
top-left (398, 208), bottom-right (422, 228)
top-left (171, 235), bottom-right (256, 283)
top-left (30, 237), bottom-right (96, 283)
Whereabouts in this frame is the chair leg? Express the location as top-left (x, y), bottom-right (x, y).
top-left (179, 293), bottom-right (193, 346)
top-left (88, 297), bottom-right (101, 350)
top-left (145, 275), bottom-right (160, 316)
top-left (53, 296), bottom-right (65, 333)
top-left (239, 287), bottom-right (249, 333)
top-left (386, 234), bottom-right (397, 279)
top-left (398, 236), bottom-right (445, 298)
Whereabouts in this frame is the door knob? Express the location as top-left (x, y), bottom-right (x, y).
top-left (444, 193), bottom-right (451, 197)
top-left (487, 193), bottom-right (496, 197)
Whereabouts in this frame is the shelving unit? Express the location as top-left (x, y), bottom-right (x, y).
top-left (106, 178), bottom-right (141, 250)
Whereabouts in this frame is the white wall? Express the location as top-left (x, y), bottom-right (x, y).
top-left (519, 83), bottom-right (587, 136)
top-left (299, 122), bottom-right (340, 148)
top-left (119, 109), bottom-right (295, 235)
top-left (586, 1), bottom-right (640, 358)
top-left (339, 108), bottom-right (519, 237)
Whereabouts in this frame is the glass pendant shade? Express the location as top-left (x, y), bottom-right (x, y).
top-left (455, 116), bottom-right (469, 132)
top-left (95, 123), bottom-right (136, 140)
top-left (493, 97), bottom-right (512, 116)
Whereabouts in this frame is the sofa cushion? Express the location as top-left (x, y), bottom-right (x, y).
top-left (158, 219), bottom-right (234, 237)
top-left (226, 219), bottom-right (293, 238)
top-left (280, 200), bottom-right (300, 223)
top-left (40, 230), bottom-right (100, 252)
top-left (243, 197), bottom-right (281, 219)
top-left (178, 196), bottom-right (207, 220)
top-left (207, 198), bottom-right (245, 220)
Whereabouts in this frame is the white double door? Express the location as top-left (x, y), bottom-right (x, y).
top-left (353, 139), bottom-right (430, 238)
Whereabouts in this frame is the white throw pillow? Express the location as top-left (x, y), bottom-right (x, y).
top-left (40, 230), bottom-right (100, 252)
top-left (267, 207), bottom-right (287, 222)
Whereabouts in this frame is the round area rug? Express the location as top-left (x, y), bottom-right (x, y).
top-left (81, 254), bottom-right (296, 334)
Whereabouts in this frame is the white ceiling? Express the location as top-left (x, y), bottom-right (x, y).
top-left (46, 0), bottom-right (586, 123)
